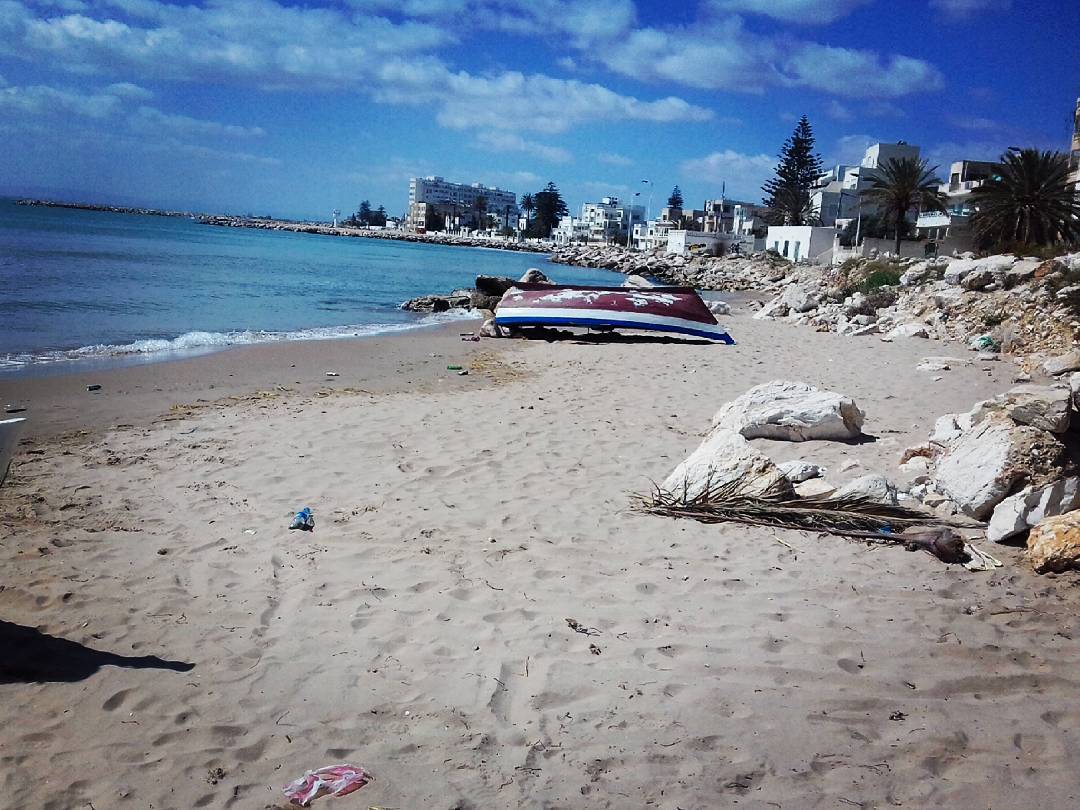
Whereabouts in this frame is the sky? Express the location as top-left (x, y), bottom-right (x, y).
top-left (0, 0), bottom-right (1077, 220)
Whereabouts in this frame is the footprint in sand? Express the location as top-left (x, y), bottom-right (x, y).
top-left (837, 657), bottom-right (864, 674)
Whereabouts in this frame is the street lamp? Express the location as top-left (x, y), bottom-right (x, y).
top-left (640, 179), bottom-right (653, 224)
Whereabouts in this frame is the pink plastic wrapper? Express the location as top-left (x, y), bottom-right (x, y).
top-left (282, 764), bottom-right (372, 806)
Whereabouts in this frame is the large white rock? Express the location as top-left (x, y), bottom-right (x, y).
top-left (931, 415), bottom-right (1066, 519)
top-left (778, 460), bottom-right (826, 483)
top-left (836, 474), bottom-right (900, 506)
top-left (1043, 350), bottom-right (1080, 376)
top-left (713, 380), bottom-right (866, 442)
top-left (999, 384), bottom-right (1071, 433)
top-left (930, 414), bottom-right (963, 444)
top-left (662, 429), bottom-right (794, 501)
top-left (886, 323), bottom-right (930, 340)
top-left (987, 478), bottom-right (1080, 543)
top-left (779, 283), bottom-right (821, 314)
top-left (706, 299), bottom-right (731, 316)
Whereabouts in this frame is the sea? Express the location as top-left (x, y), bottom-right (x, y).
top-left (0, 199), bottom-right (622, 377)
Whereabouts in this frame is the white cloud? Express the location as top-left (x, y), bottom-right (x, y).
top-left (707, 0), bottom-right (871, 24)
top-left (0, 0), bottom-right (712, 135)
top-left (780, 44), bottom-right (943, 97)
top-left (598, 152), bottom-right (633, 166)
top-left (679, 149), bottom-right (775, 200)
top-left (476, 131), bottom-right (572, 163)
top-left (929, 0), bottom-right (1011, 18)
top-left (826, 100), bottom-right (853, 121)
top-left (0, 82), bottom-right (123, 118)
top-left (829, 133), bottom-right (879, 165)
top-left (865, 100), bottom-right (904, 117)
top-left (129, 106), bottom-right (265, 139)
top-left (923, 140), bottom-right (1006, 169)
top-left (948, 115), bottom-right (1001, 132)
top-left (105, 81), bottom-right (153, 100)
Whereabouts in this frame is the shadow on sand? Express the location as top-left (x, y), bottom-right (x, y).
top-left (0, 620), bottom-right (195, 684)
top-left (516, 326), bottom-right (719, 346)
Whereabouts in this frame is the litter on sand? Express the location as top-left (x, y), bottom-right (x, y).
top-left (289, 507), bottom-right (315, 531)
top-left (325, 371), bottom-right (340, 377)
top-left (282, 764), bottom-right (372, 806)
top-left (963, 543), bottom-right (1003, 571)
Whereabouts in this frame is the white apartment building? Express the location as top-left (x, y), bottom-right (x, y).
top-left (553, 216), bottom-right (589, 245)
top-left (915, 159), bottom-right (999, 242)
top-left (406, 176), bottom-right (518, 232)
top-left (579, 197), bottom-right (645, 243)
top-left (811, 141), bottom-right (921, 227)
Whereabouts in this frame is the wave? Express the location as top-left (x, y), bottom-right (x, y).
top-left (0, 309), bottom-right (480, 372)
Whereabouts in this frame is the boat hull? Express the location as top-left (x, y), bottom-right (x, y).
top-left (0, 417), bottom-right (26, 487)
top-left (495, 283), bottom-right (734, 343)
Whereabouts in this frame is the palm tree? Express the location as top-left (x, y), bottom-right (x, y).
top-left (860, 157), bottom-right (946, 255)
top-left (970, 148), bottom-right (1080, 250)
top-left (472, 194), bottom-right (487, 231)
top-left (520, 193), bottom-right (535, 227)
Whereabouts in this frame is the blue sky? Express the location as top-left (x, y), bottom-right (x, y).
top-left (0, 0), bottom-right (1077, 220)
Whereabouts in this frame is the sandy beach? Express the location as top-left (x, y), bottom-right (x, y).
top-left (3, 304), bottom-right (1080, 809)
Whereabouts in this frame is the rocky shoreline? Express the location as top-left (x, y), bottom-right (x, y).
top-left (197, 216), bottom-right (550, 253)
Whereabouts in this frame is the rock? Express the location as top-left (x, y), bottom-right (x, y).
top-left (840, 459), bottom-right (861, 472)
top-left (899, 261), bottom-right (936, 287)
top-left (779, 284), bottom-right (821, 314)
top-left (706, 299), bottom-right (731, 316)
top-left (1028, 511), bottom-right (1080, 573)
top-left (930, 414), bottom-right (963, 444)
top-left (778, 460), bottom-right (826, 483)
top-left (662, 429), bottom-right (794, 500)
top-left (987, 478), bottom-right (1080, 543)
top-left (918, 360), bottom-right (951, 372)
top-left (999, 384), bottom-right (1071, 433)
top-left (519, 268), bottom-right (551, 284)
top-left (795, 479), bottom-right (836, 498)
top-left (931, 414), bottom-right (1067, 519)
top-left (837, 474), bottom-right (900, 506)
top-left (886, 323), bottom-right (930, 340)
top-left (712, 380), bottom-right (866, 442)
top-left (1002, 259), bottom-right (1039, 289)
top-left (479, 318), bottom-right (510, 338)
top-left (1070, 373), bottom-right (1080, 411)
top-left (401, 293), bottom-right (471, 312)
top-left (470, 291), bottom-right (503, 311)
top-left (475, 275), bottom-right (517, 296)
top-left (1042, 350), bottom-right (1080, 376)
top-left (624, 274), bottom-right (654, 288)
top-left (1033, 258), bottom-right (1066, 281)
top-left (899, 455), bottom-right (931, 479)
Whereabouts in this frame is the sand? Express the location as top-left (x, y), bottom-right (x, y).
top-left (3, 304), bottom-right (1080, 809)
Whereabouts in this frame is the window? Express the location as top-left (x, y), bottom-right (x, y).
top-left (793, 241), bottom-right (801, 261)
top-left (783, 240), bottom-right (790, 257)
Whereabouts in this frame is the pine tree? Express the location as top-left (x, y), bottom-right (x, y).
top-left (357, 200), bottom-right (373, 225)
top-left (762, 116), bottom-right (823, 226)
top-left (667, 186), bottom-right (684, 209)
top-left (531, 182), bottom-right (568, 238)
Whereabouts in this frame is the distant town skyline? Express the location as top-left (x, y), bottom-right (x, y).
top-left (0, 0), bottom-right (1077, 220)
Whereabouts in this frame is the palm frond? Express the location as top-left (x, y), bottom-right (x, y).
top-left (632, 478), bottom-right (940, 536)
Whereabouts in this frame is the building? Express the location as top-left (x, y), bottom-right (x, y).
top-left (811, 142), bottom-right (921, 227)
top-left (1070, 97), bottom-right (1080, 192)
top-left (915, 159), bottom-right (1000, 244)
top-left (766, 225), bottom-right (836, 263)
top-left (552, 215), bottom-right (589, 245)
top-left (406, 176), bottom-right (518, 232)
top-left (579, 196), bottom-right (645, 244)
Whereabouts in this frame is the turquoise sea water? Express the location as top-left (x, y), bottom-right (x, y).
top-left (0, 199), bottom-right (621, 376)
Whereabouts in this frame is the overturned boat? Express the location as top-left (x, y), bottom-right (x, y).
top-left (0, 417), bottom-right (26, 487)
top-left (494, 283), bottom-right (734, 343)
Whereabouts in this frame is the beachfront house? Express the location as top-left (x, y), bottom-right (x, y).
top-left (577, 197), bottom-right (645, 244)
top-left (1069, 96), bottom-right (1080, 192)
top-left (811, 141), bottom-right (922, 228)
top-left (766, 225), bottom-right (836, 263)
top-left (405, 175), bottom-right (518, 233)
top-left (553, 215), bottom-right (589, 245)
top-left (914, 159), bottom-right (999, 248)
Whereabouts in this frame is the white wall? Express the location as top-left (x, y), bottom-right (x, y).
top-left (766, 226), bottom-right (836, 263)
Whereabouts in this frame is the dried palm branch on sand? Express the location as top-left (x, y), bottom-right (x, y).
top-left (632, 478), bottom-right (973, 564)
